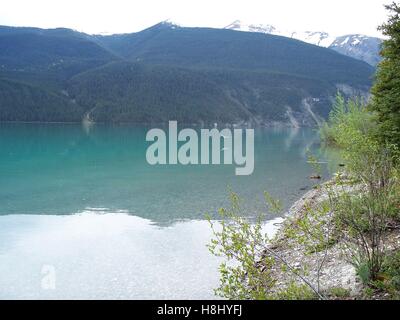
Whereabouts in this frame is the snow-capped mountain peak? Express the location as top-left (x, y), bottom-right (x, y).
top-left (331, 34), bottom-right (372, 47)
top-left (225, 20), bottom-right (277, 34)
top-left (160, 19), bottom-right (182, 29)
top-left (292, 31), bottom-right (335, 47)
top-left (224, 20), bottom-right (336, 47)
top-left (224, 20), bottom-right (382, 66)
top-left (329, 34), bottom-right (382, 66)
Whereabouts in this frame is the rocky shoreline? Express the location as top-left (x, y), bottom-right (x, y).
top-left (264, 176), bottom-right (400, 299)
top-left (265, 178), bottom-right (362, 298)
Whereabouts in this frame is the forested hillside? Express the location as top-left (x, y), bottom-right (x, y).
top-left (68, 62), bottom-right (336, 124)
top-left (0, 23), bottom-right (375, 124)
top-left (0, 78), bottom-right (83, 121)
top-left (96, 23), bottom-right (373, 86)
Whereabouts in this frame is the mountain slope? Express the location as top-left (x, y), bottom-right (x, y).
top-left (330, 35), bottom-right (382, 67)
top-left (0, 26), bottom-right (117, 78)
top-left (0, 23), bottom-right (375, 125)
top-left (67, 61), bottom-right (340, 124)
top-left (224, 20), bottom-right (336, 47)
top-left (68, 62), bottom-right (249, 123)
top-left (0, 78), bottom-right (83, 121)
top-left (224, 20), bottom-right (382, 66)
top-left (96, 23), bottom-right (373, 87)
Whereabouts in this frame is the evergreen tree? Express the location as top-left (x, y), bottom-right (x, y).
top-left (370, 2), bottom-right (400, 147)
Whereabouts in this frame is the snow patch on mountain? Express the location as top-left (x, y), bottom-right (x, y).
top-left (224, 20), bottom-right (382, 66)
top-left (224, 20), bottom-right (336, 47)
top-left (330, 34), bottom-right (382, 66)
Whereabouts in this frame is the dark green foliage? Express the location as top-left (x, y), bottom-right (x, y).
top-left (97, 23), bottom-right (373, 87)
top-left (68, 62), bottom-right (337, 123)
top-left (0, 26), bottom-right (116, 76)
top-left (0, 23), bottom-right (374, 123)
top-left (370, 2), bottom-right (400, 147)
top-left (0, 79), bottom-right (83, 122)
top-left (68, 62), bottom-right (248, 123)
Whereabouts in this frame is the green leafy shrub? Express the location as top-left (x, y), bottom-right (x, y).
top-left (374, 251), bottom-right (400, 298)
top-left (319, 69), bottom-right (400, 291)
top-left (320, 93), bottom-right (376, 148)
top-left (329, 287), bottom-right (351, 299)
top-left (274, 282), bottom-right (317, 300)
top-left (207, 192), bottom-right (277, 300)
top-left (207, 192), bottom-right (324, 300)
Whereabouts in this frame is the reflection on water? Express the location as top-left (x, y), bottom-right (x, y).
top-left (0, 211), bottom-right (283, 299)
top-left (0, 123), bottom-right (330, 223)
top-left (0, 123), bottom-right (334, 299)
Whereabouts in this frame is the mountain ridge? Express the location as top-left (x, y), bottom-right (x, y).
top-left (0, 23), bottom-right (375, 126)
top-left (224, 20), bottom-right (382, 66)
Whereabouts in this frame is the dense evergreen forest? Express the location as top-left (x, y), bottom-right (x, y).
top-left (0, 23), bottom-right (375, 124)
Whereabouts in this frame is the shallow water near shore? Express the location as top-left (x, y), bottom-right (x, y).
top-left (0, 123), bottom-right (331, 299)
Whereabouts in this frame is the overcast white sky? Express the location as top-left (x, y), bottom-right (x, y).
top-left (0, 0), bottom-right (391, 37)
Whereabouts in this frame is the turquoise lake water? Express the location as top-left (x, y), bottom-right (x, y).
top-left (0, 123), bottom-right (331, 299)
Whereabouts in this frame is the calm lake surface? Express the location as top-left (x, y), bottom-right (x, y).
top-left (0, 123), bottom-right (331, 299)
